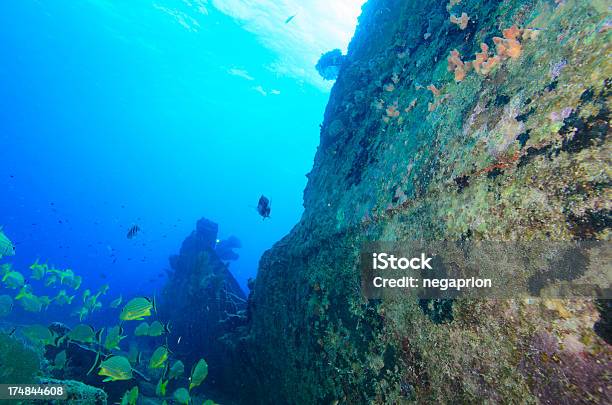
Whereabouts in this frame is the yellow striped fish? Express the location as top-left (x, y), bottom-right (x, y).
top-left (98, 355), bottom-right (133, 382)
top-left (119, 297), bottom-right (155, 321)
top-left (0, 227), bottom-right (15, 259)
top-left (148, 346), bottom-right (169, 369)
top-left (120, 386), bottom-right (138, 405)
top-left (189, 358), bottom-right (208, 391)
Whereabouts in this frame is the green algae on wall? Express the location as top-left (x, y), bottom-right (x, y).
top-left (227, 0), bottom-right (611, 403)
top-left (0, 332), bottom-right (42, 405)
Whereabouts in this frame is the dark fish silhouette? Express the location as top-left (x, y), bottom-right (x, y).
top-left (285, 14), bottom-right (297, 24)
top-left (256, 195), bottom-right (271, 219)
top-left (126, 224), bottom-right (140, 239)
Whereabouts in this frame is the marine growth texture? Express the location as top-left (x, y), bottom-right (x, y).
top-left (225, 0), bottom-right (611, 403)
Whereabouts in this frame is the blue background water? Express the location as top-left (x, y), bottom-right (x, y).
top-left (0, 0), bottom-right (361, 307)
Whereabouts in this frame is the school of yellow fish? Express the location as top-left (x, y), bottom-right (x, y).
top-left (0, 229), bottom-right (214, 404)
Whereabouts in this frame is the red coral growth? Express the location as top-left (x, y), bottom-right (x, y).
top-left (447, 0), bottom-right (462, 10)
top-left (472, 43), bottom-right (489, 73)
top-left (503, 25), bottom-right (521, 40)
top-left (445, 25), bottom-right (536, 83)
top-left (472, 43), bottom-right (500, 75)
top-left (428, 95), bottom-right (450, 112)
top-left (473, 151), bottom-right (520, 177)
top-left (480, 55), bottom-right (501, 75)
top-left (427, 84), bottom-right (441, 97)
top-left (447, 49), bottom-right (472, 82)
top-left (492, 25), bottom-right (538, 60)
top-left (493, 35), bottom-right (522, 59)
top-left (427, 84), bottom-right (444, 111)
top-left (450, 12), bottom-right (469, 30)
top-left (385, 100), bottom-right (400, 118)
top-left (447, 49), bottom-right (463, 69)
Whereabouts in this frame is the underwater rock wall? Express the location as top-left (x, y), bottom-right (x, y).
top-left (231, 0), bottom-right (611, 403)
top-left (0, 331), bottom-right (42, 384)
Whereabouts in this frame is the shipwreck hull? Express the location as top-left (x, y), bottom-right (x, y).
top-left (225, 0), bottom-right (611, 403)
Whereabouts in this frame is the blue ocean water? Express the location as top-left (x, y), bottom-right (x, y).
top-left (0, 0), bottom-right (358, 309)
